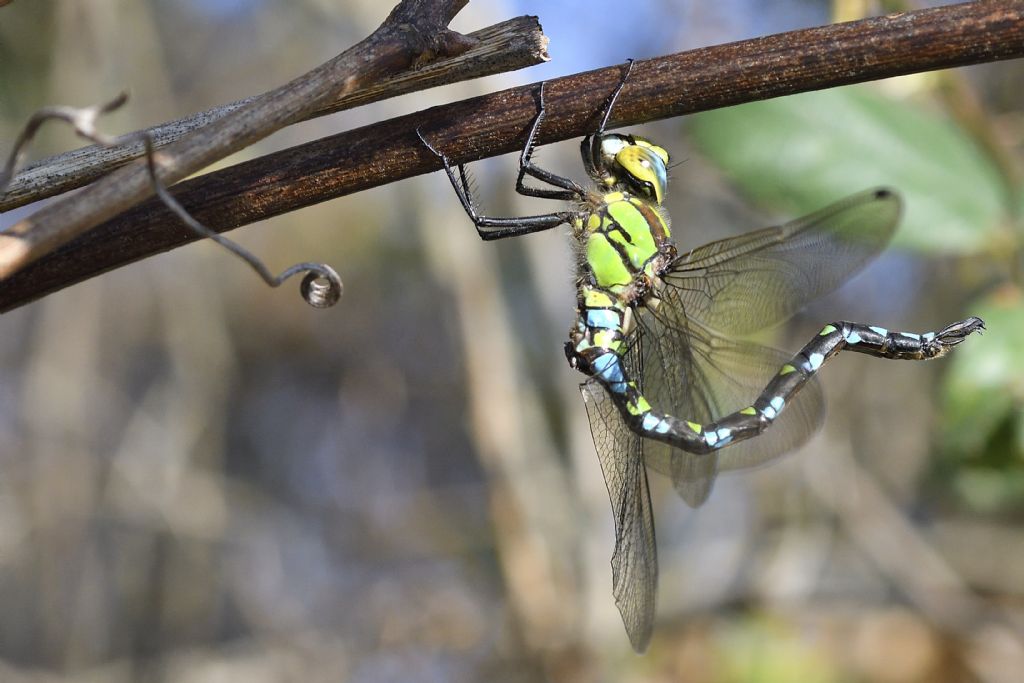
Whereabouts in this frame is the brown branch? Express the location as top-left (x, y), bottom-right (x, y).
top-left (0, 0), bottom-right (476, 278)
top-left (0, 15), bottom-right (548, 213)
top-left (2, 0), bottom-right (1023, 312)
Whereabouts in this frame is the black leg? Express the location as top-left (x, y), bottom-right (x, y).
top-left (597, 59), bottom-right (634, 134)
top-left (515, 81), bottom-right (587, 201)
top-left (584, 60), bottom-right (636, 178)
top-left (417, 129), bottom-right (578, 241)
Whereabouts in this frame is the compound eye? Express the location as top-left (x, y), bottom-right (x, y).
top-left (634, 138), bottom-right (670, 166)
top-left (615, 145), bottom-right (668, 204)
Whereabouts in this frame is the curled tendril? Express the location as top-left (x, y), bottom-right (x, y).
top-left (298, 267), bottom-right (344, 308)
top-left (1, 93), bottom-right (343, 309)
top-left (0, 92), bottom-right (130, 190)
top-left (137, 137), bottom-right (344, 307)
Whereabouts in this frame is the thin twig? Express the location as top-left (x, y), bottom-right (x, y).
top-left (2, 0), bottom-right (1023, 311)
top-left (0, 15), bottom-right (548, 213)
top-left (0, 0), bottom-right (476, 279)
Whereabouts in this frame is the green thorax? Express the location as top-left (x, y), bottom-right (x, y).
top-left (576, 191), bottom-right (674, 294)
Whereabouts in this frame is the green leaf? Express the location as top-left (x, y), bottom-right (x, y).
top-left (690, 85), bottom-right (1012, 254)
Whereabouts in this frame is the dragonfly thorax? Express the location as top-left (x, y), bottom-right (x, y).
top-left (577, 191), bottom-right (675, 295)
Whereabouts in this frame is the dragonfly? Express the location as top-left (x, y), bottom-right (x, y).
top-left (417, 61), bottom-right (985, 653)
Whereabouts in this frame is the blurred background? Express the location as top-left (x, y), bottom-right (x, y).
top-left (1, 0), bottom-right (1022, 681)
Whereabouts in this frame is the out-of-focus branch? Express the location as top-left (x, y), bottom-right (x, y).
top-left (3, 0), bottom-right (1023, 311)
top-left (0, 15), bottom-right (548, 213)
top-left (0, 0), bottom-right (499, 279)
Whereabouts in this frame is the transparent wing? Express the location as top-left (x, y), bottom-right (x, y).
top-left (581, 379), bottom-right (657, 653)
top-left (626, 189), bottom-right (898, 505)
top-left (628, 306), bottom-right (825, 507)
top-left (666, 188), bottom-right (901, 335)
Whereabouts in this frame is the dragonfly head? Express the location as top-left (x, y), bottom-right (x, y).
top-left (584, 133), bottom-right (670, 205)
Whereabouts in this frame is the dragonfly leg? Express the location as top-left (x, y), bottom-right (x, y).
top-left (596, 59), bottom-right (634, 134)
top-left (416, 128), bottom-right (578, 240)
top-left (592, 317), bottom-right (985, 455)
top-left (582, 60), bottom-right (636, 183)
top-left (515, 81), bottom-right (588, 201)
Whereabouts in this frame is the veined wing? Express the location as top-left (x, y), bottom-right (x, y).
top-left (629, 304), bottom-right (825, 506)
top-left (628, 188), bottom-right (897, 505)
top-left (581, 379), bottom-right (657, 653)
top-left (665, 188), bottom-right (901, 336)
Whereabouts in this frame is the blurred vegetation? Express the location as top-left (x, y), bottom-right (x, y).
top-left (1, 1), bottom-right (1022, 682)
top-left (690, 85), bottom-right (1013, 254)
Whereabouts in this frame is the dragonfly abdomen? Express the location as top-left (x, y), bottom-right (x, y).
top-left (578, 316), bottom-right (987, 457)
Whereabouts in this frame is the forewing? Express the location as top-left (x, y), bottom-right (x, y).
top-left (581, 379), bottom-right (657, 652)
top-left (666, 188), bottom-right (900, 335)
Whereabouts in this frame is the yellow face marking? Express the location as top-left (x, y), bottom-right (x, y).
top-left (635, 138), bottom-right (670, 165)
top-left (614, 145), bottom-right (671, 204)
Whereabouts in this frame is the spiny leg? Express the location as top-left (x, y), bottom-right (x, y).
top-left (515, 81), bottom-right (587, 200)
top-left (596, 59), bottom-right (634, 134)
top-left (517, 58), bottom-right (638, 198)
top-left (582, 59), bottom-right (636, 179)
top-left (617, 317), bottom-right (985, 454)
top-left (416, 128), bottom-right (577, 241)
